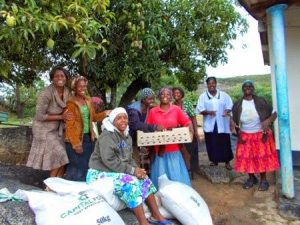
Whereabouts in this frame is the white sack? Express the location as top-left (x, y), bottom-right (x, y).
top-left (44, 177), bottom-right (126, 211)
top-left (158, 174), bottom-right (213, 225)
top-left (142, 193), bottom-right (174, 219)
top-left (21, 189), bottom-right (125, 225)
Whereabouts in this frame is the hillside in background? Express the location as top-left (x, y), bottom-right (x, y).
top-left (196, 74), bottom-right (272, 103)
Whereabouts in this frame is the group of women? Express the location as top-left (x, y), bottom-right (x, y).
top-left (26, 68), bottom-right (110, 181)
top-left (26, 67), bottom-right (280, 224)
top-left (197, 77), bottom-right (279, 191)
top-left (26, 67), bottom-right (173, 225)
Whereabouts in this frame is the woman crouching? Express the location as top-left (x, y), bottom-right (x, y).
top-left (87, 107), bottom-right (172, 225)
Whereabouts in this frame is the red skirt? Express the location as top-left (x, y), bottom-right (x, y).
top-left (234, 131), bottom-right (280, 173)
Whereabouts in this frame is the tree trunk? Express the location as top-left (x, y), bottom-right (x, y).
top-left (79, 54), bottom-right (89, 76)
top-left (118, 76), bottom-right (150, 107)
top-left (15, 84), bottom-right (25, 119)
top-left (110, 83), bottom-right (117, 108)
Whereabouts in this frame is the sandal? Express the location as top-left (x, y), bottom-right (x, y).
top-left (258, 180), bottom-right (269, 191)
top-left (243, 176), bottom-right (258, 189)
top-left (225, 163), bottom-right (232, 170)
top-left (148, 217), bottom-right (173, 225)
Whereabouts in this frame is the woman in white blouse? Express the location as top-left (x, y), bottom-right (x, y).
top-left (196, 77), bottom-right (233, 170)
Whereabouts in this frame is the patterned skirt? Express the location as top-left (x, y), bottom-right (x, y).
top-left (86, 169), bottom-right (157, 209)
top-left (234, 131), bottom-right (280, 173)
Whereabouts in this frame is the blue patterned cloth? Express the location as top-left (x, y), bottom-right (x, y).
top-left (86, 169), bottom-right (157, 209)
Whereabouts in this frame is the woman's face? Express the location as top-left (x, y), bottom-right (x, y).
top-left (172, 89), bottom-right (183, 101)
top-left (52, 70), bottom-right (67, 88)
top-left (242, 84), bottom-right (254, 96)
top-left (75, 80), bottom-right (87, 97)
top-left (207, 80), bottom-right (217, 93)
top-left (142, 96), bottom-right (155, 108)
top-left (113, 113), bottom-right (128, 133)
top-left (159, 89), bottom-right (172, 104)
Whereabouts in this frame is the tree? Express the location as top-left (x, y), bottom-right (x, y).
top-left (1, 79), bottom-right (45, 118)
top-left (0, 0), bottom-right (247, 108)
top-left (87, 0), bottom-right (248, 107)
top-left (0, 0), bottom-right (113, 116)
top-left (0, 0), bottom-right (113, 81)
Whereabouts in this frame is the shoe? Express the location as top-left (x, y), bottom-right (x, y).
top-left (209, 162), bottom-right (218, 166)
top-left (225, 163), bottom-right (232, 170)
top-left (258, 180), bottom-right (269, 191)
top-left (148, 217), bottom-right (173, 225)
top-left (243, 176), bottom-right (258, 189)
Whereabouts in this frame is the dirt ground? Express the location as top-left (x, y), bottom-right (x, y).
top-left (192, 135), bottom-right (299, 225)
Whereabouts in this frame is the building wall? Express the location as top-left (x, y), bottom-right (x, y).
top-left (268, 5), bottom-right (300, 152)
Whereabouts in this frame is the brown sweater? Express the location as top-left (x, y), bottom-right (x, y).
top-left (65, 96), bottom-right (107, 148)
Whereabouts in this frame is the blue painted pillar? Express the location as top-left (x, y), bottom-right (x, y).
top-left (266, 4), bottom-right (294, 198)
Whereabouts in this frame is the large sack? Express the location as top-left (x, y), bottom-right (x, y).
top-left (44, 177), bottom-right (126, 211)
top-left (158, 175), bottom-right (213, 225)
top-left (142, 193), bottom-right (174, 219)
top-left (20, 189), bottom-right (125, 225)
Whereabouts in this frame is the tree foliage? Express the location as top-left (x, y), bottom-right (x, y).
top-left (0, 0), bottom-right (248, 108)
top-left (0, 0), bottom-right (113, 83)
top-left (86, 0), bottom-right (248, 106)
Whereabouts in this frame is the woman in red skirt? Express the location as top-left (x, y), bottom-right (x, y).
top-left (231, 80), bottom-right (280, 191)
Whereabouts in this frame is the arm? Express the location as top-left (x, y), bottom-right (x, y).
top-left (128, 108), bottom-right (157, 132)
top-left (195, 94), bottom-right (215, 116)
top-left (178, 107), bottom-right (194, 138)
top-left (261, 111), bottom-right (277, 133)
top-left (223, 93), bottom-right (233, 117)
top-left (65, 102), bottom-right (83, 152)
top-left (35, 89), bottom-right (72, 121)
top-left (93, 106), bottom-right (111, 122)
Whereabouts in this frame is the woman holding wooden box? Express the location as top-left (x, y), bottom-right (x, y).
top-left (146, 87), bottom-right (193, 188)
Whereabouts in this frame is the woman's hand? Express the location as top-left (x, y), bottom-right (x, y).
top-left (223, 109), bottom-right (231, 117)
top-left (155, 125), bottom-right (164, 131)
top-left (207, 111), bottom-right (216, 116)
top-left (74, 145), bottom-right (83, 154)
top-left (104, 110), bottom-right (112, 117)
top-left (261, 118), bottom-right (271, 133)
top-left (134, 167), bottom-right (147, 179)
top-left (62, 109), bottom-right (74, 121)
top-left (230, 120), bottom-right (238, 135)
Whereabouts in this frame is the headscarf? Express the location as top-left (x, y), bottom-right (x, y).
top-left (242, 80), bottom-right (254, 88)
top-left (140, 88), bottom-right (155, 100)
top-left (71, 75), bottom-right (88, 91)
top-left (102, 107), bottom-right (129, 135)
top-left (158, 87), bottom-right (172, 97)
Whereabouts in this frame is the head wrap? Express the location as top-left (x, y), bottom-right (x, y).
top-left (242, 80), bottom-right (254, 88)
top-left (158, 87), bottom-right (172, 97)
top-left (71, 75), bottom-right (88, 91)
top-left (140, 88), bottom-right (155, 100)
top-left (91, 97), bottom-right (103, 104)
top-left (102, 107), bottom-right (129, 135)
top-left (109, 107), bottom-right (128, 123)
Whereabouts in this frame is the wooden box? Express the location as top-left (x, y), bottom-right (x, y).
top-left (137, 127), bottom-right (192, 147)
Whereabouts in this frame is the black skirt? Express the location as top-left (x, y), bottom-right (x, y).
top-left (204, 123), bottom-right (233, 163)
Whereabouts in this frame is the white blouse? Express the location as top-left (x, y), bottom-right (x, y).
top-left (196, 89), bottom-right (233, 133)
top-left (240, 99), bottom-right (262, 133)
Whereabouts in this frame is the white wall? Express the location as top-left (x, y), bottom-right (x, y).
top-left (268, 5), bottom-right (300, 151)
